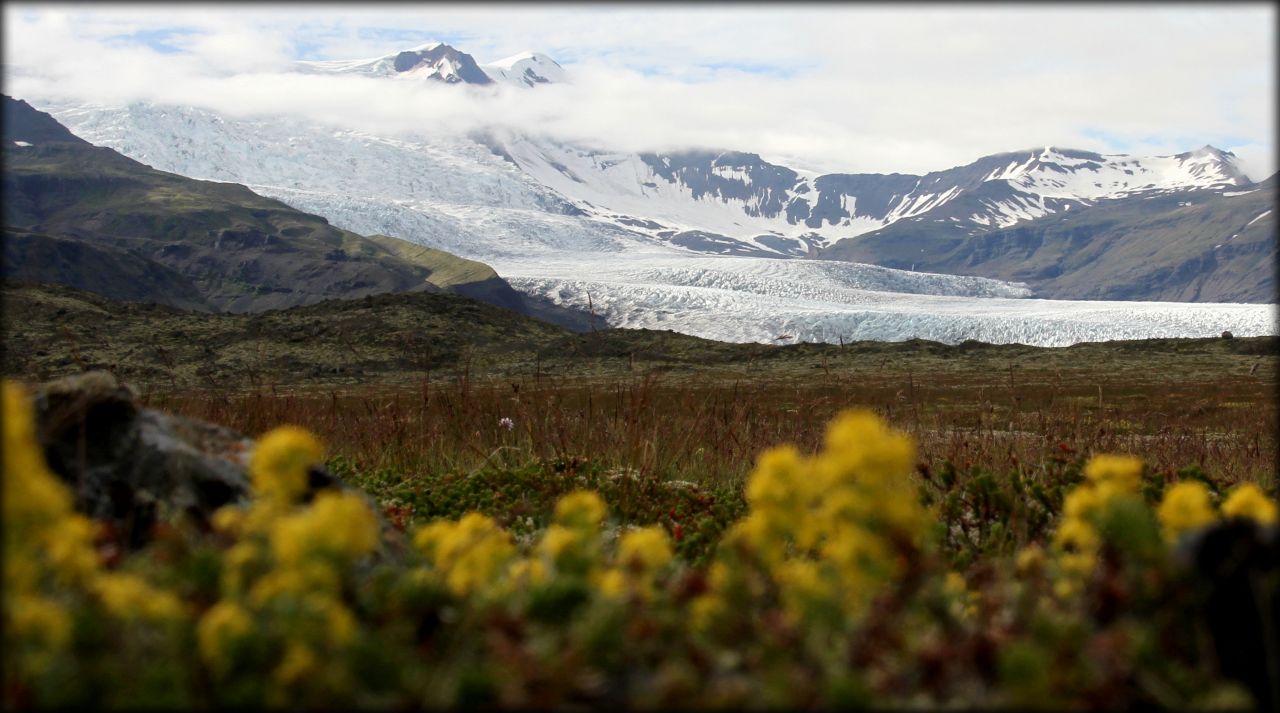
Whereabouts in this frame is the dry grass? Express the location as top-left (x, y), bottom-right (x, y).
top-left (143, 358), bottom-right (1277, 491)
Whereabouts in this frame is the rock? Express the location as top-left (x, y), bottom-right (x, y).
top-left (1221, 330), bottom-right (1234, 339)
top-left (32, 371), bottom-right (338, 547)
top-left (1175, 519), bottom-right (1280, 711)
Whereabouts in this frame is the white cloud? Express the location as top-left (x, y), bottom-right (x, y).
top-left (2, 3), bottom-right (1274, 178)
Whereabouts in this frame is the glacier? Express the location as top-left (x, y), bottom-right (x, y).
top-left (496, 256), bottom-right (1276, 347)
top-left (38, 99), bottom-right (1279, 348)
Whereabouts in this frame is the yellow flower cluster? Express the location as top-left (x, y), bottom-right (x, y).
top-left (599, 525), bottom-right (674, 601)
top-left (1155, 480), bottom-right (1277, 542)
top-left (414, 512), bottom-right (517, 597)
top-left (1049, 454), bottom-right (1145, 596)
top-left (1221, 483), bottom-right (1278, 526)
top-left (1050, 453), bottom-right (1278, 597)
top-left (698, 410), bottom-right (930, 627)
top-left (3, 382), bottom-right (183, 677)
top-left (408, 489), bottom-right (679, 609)
top-left (1156, 481), bottom-right (1216, 541)
top-left (250, 426), bottom-right (325, 503)
top-left (200, 424), bottom-right (380, 693)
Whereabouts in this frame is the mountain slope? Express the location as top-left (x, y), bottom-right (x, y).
top-left (2, 229), bottom-right (214, 311)
top-left (497, 138), bottom-right (1255, 257)
top-left (2, 96), bottom-right (588, 320)
top-left (819, 178), bottom-right (1277, 302)
top-left (479, 52), bottom-right (567, 87)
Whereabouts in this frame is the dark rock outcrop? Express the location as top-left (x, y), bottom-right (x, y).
top-left (31, 371), bottom-right (338, 546)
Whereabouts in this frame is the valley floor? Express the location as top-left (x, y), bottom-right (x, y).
top-left (5, 280), bottom-right (1274, 486)
top-left (5, 281), bottom-right (1278, 709)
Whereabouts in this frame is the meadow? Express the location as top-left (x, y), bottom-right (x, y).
top-left (5, 283), bottom-right (1279, 709)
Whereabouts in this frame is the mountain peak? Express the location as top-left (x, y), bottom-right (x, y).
top-left (296, 43), bottom-right (493, 85)
top-left (481, 51), bottom-right (567, 87)
top-left (390, 44), bottom-right (492, 84)
top-left (403, 41), bottom-right (443, 52)
top-left (297, 43), bottom-right (566, 87)
top-left (1193, 144), bottom-right (1235, 158)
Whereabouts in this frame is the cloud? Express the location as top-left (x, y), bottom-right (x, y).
top-left (2, 4), bottom-right (1274, 178)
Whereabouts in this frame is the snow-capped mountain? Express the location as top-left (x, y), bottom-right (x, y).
top-left (296, 42), bottom-right (565, 87)
top-left (24, 39), bottom-right (1274, 349)
top-left (492, 137), bottom-right (1254, 257)
top-left (480, 52), bottom-right (567, 87)
top-left (297, 43), bottom-right (1254, 258)
top-left (298, 42), bottom-right (493, 84)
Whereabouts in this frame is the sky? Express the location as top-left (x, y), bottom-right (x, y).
top-left (3, 3), bottom-right (1275, 179)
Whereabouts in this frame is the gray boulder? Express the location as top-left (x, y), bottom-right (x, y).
top-left (32, 371), bottom-right (337, 546)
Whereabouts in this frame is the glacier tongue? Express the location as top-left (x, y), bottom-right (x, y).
top-left (504, 268), bottom-right (1276, 347)
top-left (39, 99), bottom-right (1278, 348)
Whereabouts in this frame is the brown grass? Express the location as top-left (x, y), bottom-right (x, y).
top-left (142, 359), bottom-right (1277, 490)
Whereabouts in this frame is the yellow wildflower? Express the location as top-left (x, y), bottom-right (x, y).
top-left (8, 594), bottom-right (72, 656)
top-left (554, 490), bottom-right (607, 530)
top-left (1157, 481), bottom-right (1217, 541)
top-left (314, 595), bottom-right (356, 646)
top-left (1053, 578), bottom-right (1079, 600)
top-left (270, 491), bottom-right (379, 566)
top-left (1053, 517), bottom-right (1100, 554)
top-left (1082, 454), bottom-right (1143, 494)
top-left (1221, 483), bottom-right (1278, 526)
top-left (221, 542), bottom-right (263, 596)
top-left (537, 524), bottom-right (583, 561)
top-left (412, 520), bottom-right (454, 560)
top-left (273, 643), bottom-right (317, 687)
top-left (42, 514), bottom-right (101, 584)
top-left (689, 593), bottom-right (725, 632)
top-left (775, 559), bottom-right (831, 623)
top-left (1059, 551), bottom-right (1097, 579)
top-left (3, 381), bottom-right (101, 585)
top-left (249, 563), bottom-right (340, 605)
top-left (1063, 487), bottom-right (1102, 521)
top-left (1052, 516), bottom-right (1100, 578)
top-left (211, 506), bottom-right (247, 536)
top-left (505, 557), bottom-right (548, 587)
top-left (598, 568), bottom-right (628, 599)
top-left (745, 446), bottom-right (805, 510)
top-left (617, 525), bottom-right (673, 571)
top-left (198, 600), bottom-right (254, 674)
top-left (3, 382), bottom-right (71, 519)
top-left (93, 572), bottom-right (184, 621)
top-left (250, 426), bottom-right (324, 503)
top-left (820, 524), bottom-right (892, 581)
top-left (414, 513), bottom-right (515, 596)
top-left (1015, 545), bottom-right (1046, 576)
top-left (822, 409), bottom-right (915, 487)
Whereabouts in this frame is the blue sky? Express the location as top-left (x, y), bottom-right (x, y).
top-left (3, 4), bottom-right (1274, 177)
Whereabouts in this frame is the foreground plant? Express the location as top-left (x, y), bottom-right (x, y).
top-left (3, 378), bottom-right (1277, 709)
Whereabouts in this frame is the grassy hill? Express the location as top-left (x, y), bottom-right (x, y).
top-left (2, 96), bottom-right (590, 327)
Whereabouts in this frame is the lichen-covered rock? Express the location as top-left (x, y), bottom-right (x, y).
top-left (31, 371), bottom-right (338, 546)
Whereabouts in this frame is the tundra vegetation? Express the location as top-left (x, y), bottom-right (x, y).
top-left (3, 284), bottom-right (1278, 709)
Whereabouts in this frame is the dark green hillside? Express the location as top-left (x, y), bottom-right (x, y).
top-left (3, 229), bottom-right (213, 311)
top-left (2, 96), bottom-right (590, 325)
top-left (819, 181), bottom-right (1277, 302)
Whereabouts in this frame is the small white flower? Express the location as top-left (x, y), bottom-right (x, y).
top-left (498, 417), bottom-right (514, 431)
